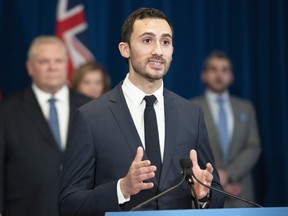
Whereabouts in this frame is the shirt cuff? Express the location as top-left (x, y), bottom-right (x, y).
top-left (117, 179), bottom-right (130, 204)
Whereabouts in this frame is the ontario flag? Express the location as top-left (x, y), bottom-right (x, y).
top-left (56, 0), bottom-right (95, 81)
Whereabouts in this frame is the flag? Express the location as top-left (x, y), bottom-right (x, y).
top-left (56, 0), bottom-right (95, 81)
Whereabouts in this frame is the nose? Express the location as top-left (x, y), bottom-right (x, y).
top-left (151, 41), bottom-right (163, 56)
top-left (48, 60), bottom-right (57, 70)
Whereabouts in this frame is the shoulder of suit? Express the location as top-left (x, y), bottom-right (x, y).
top-left (190, 95), bottom-right (205, 103)
top-left (164, 89), bottom-right (201, 110)
top-left (77, 88), bottom-right (113, 114)
top-left (230, 95), bottom-right (254, 108)
top-left (0, 87), bottom-right (31, 109)
top-left (164, 88), bottom-right (188, 102)
top-left (189, 95), bottom-right (207, 109)
top-left (69, 89), bottom-right (92, 105)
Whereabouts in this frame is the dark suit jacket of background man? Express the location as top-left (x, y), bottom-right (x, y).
top-left (0, 87), bottom-right (90, 216)
top-left (192, 95), bottom-right (261, 207)
top-left (59, 83), bottom-right (225, 216)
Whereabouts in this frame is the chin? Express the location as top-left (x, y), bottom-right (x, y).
top-left (148, 70), bottom-right (167, 80)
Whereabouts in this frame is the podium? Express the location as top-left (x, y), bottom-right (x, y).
top-left (106, 207), bottom-right (288, 216)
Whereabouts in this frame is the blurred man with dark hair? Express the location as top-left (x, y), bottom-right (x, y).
top-left (192, 51), bottom-right (261, 207)
top-left (59, 8), bottom-right (224, 216)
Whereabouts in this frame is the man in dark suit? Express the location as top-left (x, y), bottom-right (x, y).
top-left (191, 51), bottom-right (261, 207)
top-left (0, 36), bottom-right (90, 216)
top-left (59, 8), bottom-right (225, 216)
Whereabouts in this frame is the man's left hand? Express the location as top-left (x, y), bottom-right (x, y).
top-left (190, 149), bottom-right (214, 199)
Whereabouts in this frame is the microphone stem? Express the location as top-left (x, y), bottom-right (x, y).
top-left (186, 173), bottom-right (200, 209)
top-left (130, 174), bottom-right (186, 211)
top-left (192, 173), bottom-right (262, 208)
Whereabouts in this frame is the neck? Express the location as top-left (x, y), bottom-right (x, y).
top-left (128, 73), bottom-right (162, 94)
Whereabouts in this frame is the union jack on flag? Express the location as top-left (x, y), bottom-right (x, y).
top-left (56, 0), bottom-right (95, 80)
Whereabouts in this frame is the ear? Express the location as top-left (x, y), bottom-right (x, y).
top-left (230, 71), bottom-right (234, 84)
top-left (26, 61), bottom-right (33, 77)
top-left (118, 42), bottom-right (130, 58)
top-left (200, 71), bottom-right (206, 83)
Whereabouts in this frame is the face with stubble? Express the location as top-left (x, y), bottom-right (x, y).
top-left (119, 18), bottom-right (174, 88)
top-left (201, 58), bottom-right (234, 94)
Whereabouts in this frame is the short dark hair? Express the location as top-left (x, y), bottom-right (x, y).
top-left (203, 51), bottom-right (233, 71)
top-left (121, 7), bottom-right (173, 44)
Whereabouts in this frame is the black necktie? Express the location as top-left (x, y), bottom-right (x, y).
top-left (144, 95), bottom-right (162, 183)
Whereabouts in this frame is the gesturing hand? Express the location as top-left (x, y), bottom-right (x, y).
top-left (120, 147), bottom-right (156, 198)
top-left (190, 149), bottom-right (214, 199)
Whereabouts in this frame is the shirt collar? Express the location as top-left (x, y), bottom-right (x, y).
top-left (32, 83), bottom-right (69, 104)
top-left (205, 89), bottom-right (229, 103)
top-left (122, 73), bottom-right (164, 108)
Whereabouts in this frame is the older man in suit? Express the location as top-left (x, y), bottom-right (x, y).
top-left (0, 36), bottom-right (90, 216)
top-left (192, 51), bottom-right (261, 207)
top-left (59, 8), bottom-right (224, 216)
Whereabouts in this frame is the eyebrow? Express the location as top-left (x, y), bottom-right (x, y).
top-left (139, 32), bottom-right (173, 39)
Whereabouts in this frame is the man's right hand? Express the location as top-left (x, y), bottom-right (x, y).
top-left (120, 146), bottom-right (156, 198)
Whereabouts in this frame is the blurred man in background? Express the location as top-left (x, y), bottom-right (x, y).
top-left (0, 36), bottom-right (90, 216)
top-left (192, 51), bottom-right (261, 207)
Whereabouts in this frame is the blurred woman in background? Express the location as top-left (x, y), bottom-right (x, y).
top-left (71, 61), bottom-right (111, 98)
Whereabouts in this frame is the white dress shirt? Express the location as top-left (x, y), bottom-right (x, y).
top-left (116, 73), bottom-right (165, 204)
top-left (32, 84), bottom-right (70, 149)
top-left (205, 89), bottom-right (234, 142)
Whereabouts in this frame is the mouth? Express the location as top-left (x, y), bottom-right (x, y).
top-left (148, 59), bottom-right (165, 69)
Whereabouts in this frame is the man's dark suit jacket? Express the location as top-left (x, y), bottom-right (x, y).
top-left (0, 87), bottom-right (90, 216)
top-left (59, 83), bottom-right (225, 216)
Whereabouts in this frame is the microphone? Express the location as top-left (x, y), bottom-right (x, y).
top-left (130, 162), bottom-right (189, 211)
top-left (180, 159), bottom-right (262, 208)
top-left (180, 159), bottom-right (200, 209)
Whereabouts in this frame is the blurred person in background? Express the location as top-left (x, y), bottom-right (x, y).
top-left (71, 61), bottom-right (111, 98)
top-left (191, 51), bottom-right (261, 207)
top-left (0, 35), bottom-right (90, 216)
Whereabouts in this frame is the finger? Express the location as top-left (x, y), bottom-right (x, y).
top-left (203, 170), bottom-right (213, 183)
top-left (134, 146), bottom-right (144, 162)
top-left (190, 149), bottom-right (199, 167)
top-left (137, 171), bottom-right (155, 182)
top-left (139, 165), bottom-right (157, 174)
top-left (139, 182), bottom-right (154, 191)
top-left (134, 160), bottom-right (152, 169)
top-left (206, 163), bottom-right (214, 174)
top-left (133, 165), bottom-right (157, 175)
top-left (206, 174), bottom-right (213, 183)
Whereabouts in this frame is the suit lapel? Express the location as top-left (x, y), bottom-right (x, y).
top-left (108, 84), bottom-right (148, 158)
top-left (229, 97), bottom-right (242, 158)
top-left (21, 87), bottom-right (59, 150)
top-left (197, 96), bottom-right (223, 166)
top-left (67, 90), bottom-right (77, 136)
top-left (159, 90), bottom-right (178, 189)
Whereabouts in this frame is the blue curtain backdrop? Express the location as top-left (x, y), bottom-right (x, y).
top-left (0, 0), bottom-right (287, 207)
